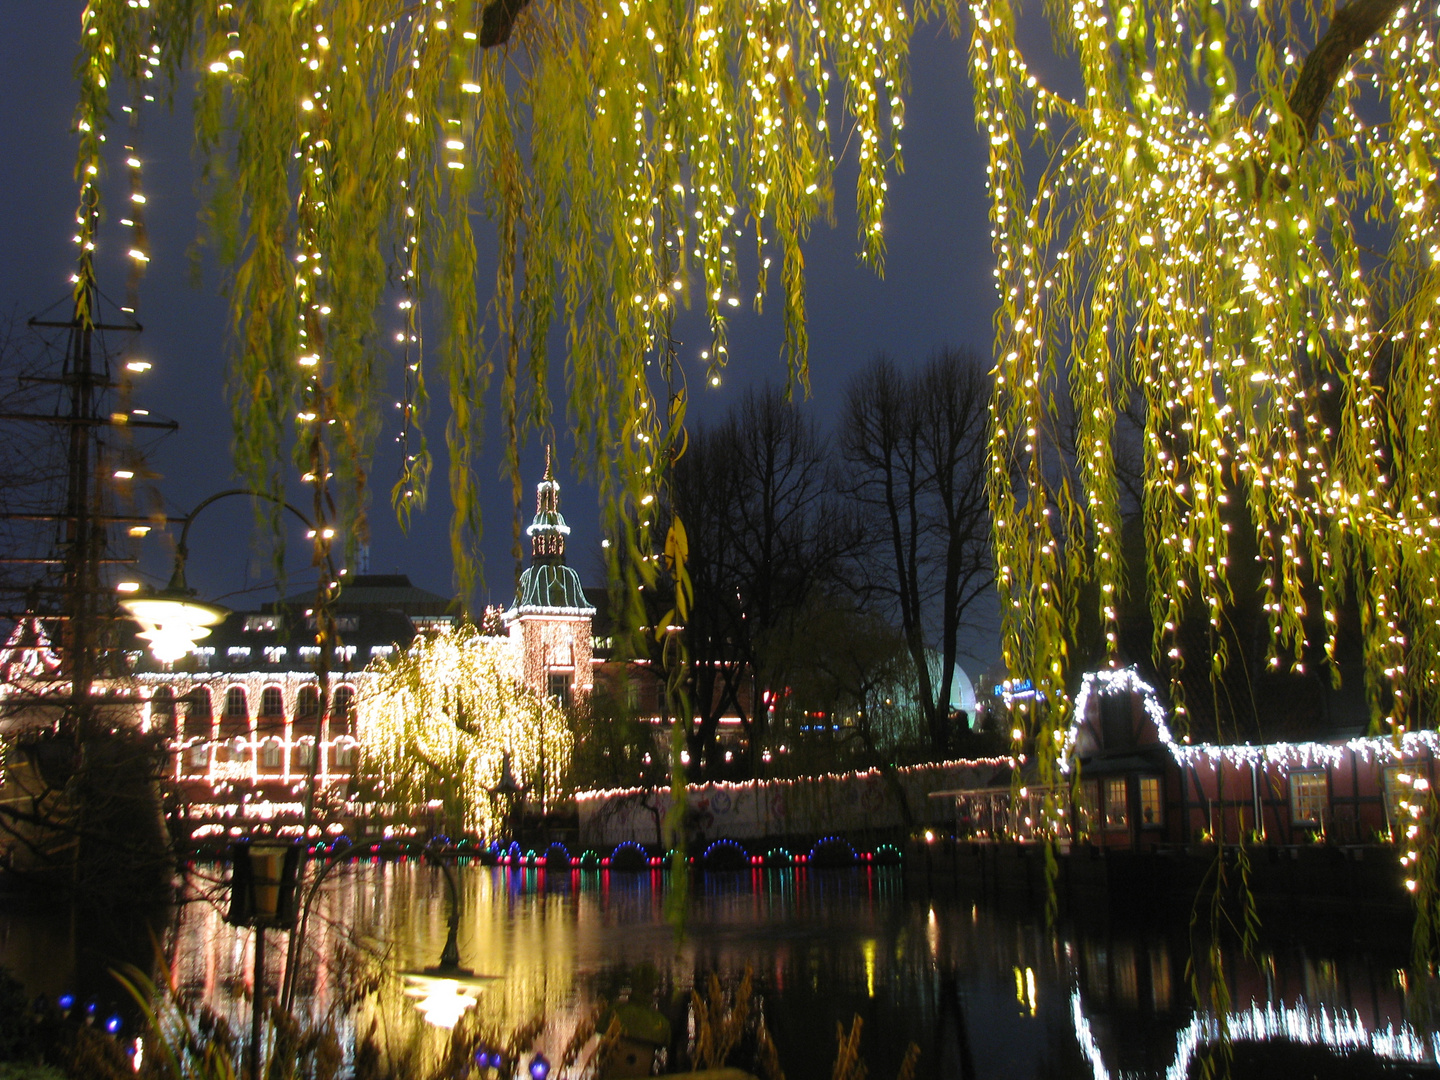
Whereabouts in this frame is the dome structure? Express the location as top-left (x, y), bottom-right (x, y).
top-left (512, 450), bottom-right (595, 617)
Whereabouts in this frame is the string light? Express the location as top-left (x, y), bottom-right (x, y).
top-left (358, 624), bottom-right (572, 837)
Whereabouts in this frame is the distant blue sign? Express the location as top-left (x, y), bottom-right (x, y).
top-left (996, 678), bottom-right (1035, 697)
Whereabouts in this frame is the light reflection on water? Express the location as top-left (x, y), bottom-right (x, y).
top-left (8, 864), bottom-right (1440, 1079)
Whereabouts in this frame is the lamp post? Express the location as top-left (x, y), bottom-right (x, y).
top-left (120, 489), bottom-right (326, 663)
top-left (122, 488), bottom-right (343, 1047)
top-left (225, 838), bottom-right (302, 1080)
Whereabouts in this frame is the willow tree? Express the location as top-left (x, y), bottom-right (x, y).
top-left (357, 624), bottom-right (571, 835)
top-left (971, 0), bottom-right (1440, 853)
top-left (72, 0), bottom-right (954, 607)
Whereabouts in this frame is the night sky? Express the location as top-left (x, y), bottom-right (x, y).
top-left (0, 5), bottom-right (1001, 668)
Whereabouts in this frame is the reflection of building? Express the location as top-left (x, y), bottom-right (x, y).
top-left (936, 666), bottom-right (1439, 851)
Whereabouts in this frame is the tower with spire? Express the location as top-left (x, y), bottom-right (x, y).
top-left (506, 449), bottom-right (595, 705)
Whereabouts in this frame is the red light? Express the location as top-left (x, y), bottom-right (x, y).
top-left (601, 857), bottom-right (611, 866)
top-left (570, 857), bottom-right (580, 867)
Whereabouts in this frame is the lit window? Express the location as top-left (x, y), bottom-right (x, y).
top-left (1290, 771), bottom-right (1328, 827)
top-left (187, 743), bottom-right (208, 768)
top-left (295, 740), bottom-right (316, 767)
top-left (1104, 778), bottom-right (1128, 829)
top-left (548, 672), bottom-right (571, 705)
top-left (260, 741), bottom-right (282, 769)
top-left (296, 685), bottom-right (320, 718)
top-left (333, 742), bottom-right (356, 768)
top-left (1139, 777), bottom-right (1162, 826)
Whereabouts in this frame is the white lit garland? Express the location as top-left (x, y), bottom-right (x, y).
top-left (1065, 666), bottom-right (1437, 888)
top-left (572, 755), bottom-right (1014, 802)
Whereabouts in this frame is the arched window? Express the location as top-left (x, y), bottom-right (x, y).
top-left (259, 739), bottom-right (283, 771)
top-left (296, 685), bottom-right (320, 718)
top-left (331, 686), bottom-right (355, 737)
top-left (220, 686), bottom-right (250, 739)
top-left (260, 686), bottom-right (284, 717)
top-left (183, 688), bottom-right (212, 740)
top-left (331, 739), bottom-right (357, 770)
top-left (294, 739), bottom-right (316, 768)
top-left (150, 687), bottom-right (176, 737)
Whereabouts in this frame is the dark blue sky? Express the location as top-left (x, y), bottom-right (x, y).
top-left (0, 6), bottom-right (1001, 666)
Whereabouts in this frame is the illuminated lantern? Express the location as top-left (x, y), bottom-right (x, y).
top-left (120, 587), bottom-right (228, 663)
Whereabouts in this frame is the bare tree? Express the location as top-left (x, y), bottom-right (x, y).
top-left (672, 386), bottom-right (853, 774)
top-left (840, 348), bottom-right (993, 756)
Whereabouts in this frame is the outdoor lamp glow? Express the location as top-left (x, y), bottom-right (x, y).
top-left (402, 974), bottom-right (484, 1029)
top-left (120, 590), bottom-right (229, 662)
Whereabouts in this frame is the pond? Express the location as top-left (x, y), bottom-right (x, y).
top-left (3, 862), bottom-right (1438, 1079)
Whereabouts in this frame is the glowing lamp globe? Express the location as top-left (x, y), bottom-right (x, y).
top-left (121, 591), bottom-right (229, 663)
top-left (402, 974), bottom-right (482, 1028)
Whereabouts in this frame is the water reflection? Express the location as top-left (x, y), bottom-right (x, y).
top-left (7, 865), bottom-right (1439, 1078)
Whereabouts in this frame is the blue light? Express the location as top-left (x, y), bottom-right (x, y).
top-left (57, 994), bottom-right (74, 1011)
top-left (529, 1052), bottom-right (550, 1079)
top-left (105, 1015), bottom-right (122, 1034)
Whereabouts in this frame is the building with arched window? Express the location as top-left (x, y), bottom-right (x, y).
top-left (125, 459), bottom-right (601, 839)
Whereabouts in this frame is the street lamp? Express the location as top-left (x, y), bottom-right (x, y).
top-left (120, 488), bottom-right (325, 666)
top-left (118, 563), bottom-right (229, 663)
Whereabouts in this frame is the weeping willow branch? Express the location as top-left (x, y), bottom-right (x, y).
top-left (971, 0), bottom-right (1440, 887)
top-left (1287, 0), bottom-right (1405, 148)
top-left (356, 624), bottom-right (571, 836)
top-left (72, 0), bottom-right (947, 608)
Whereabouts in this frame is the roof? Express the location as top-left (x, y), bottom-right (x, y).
top-left (127, 606), bottom-right (420, 676)
top-left (275, 573), bottom-right (454, 617)
top-left (513, 563), bottom-right (595, 615)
